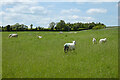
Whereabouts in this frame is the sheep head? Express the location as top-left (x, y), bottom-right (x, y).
top-left (73, 41), bottom-right (76, 45)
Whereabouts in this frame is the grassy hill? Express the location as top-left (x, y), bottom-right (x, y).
top-left (2, 27), bottom-right (118, 78)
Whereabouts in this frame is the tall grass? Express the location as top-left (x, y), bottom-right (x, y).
top-left (2, 27), bottom-right (118, 78)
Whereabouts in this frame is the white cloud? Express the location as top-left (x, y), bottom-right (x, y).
top-left (87, 8), bottom-right (107, 14)
top-left (1, 12), bottom-right (51, 27)
top-left (0, 2), bottom-right (52, 27)
top-left (52, 15), bottom-right (95, 24)
top-left (0, 0), bottom-right (37, 2)
top-left (61, 8), bottom-right (80, 14)
top-left (1, 0), bottom-right (119, 2)
top-left (72, 15), bottom-right (79, 19)
top-left (0, 11), bottom-right (6, 16)
top-left (81, 16), bottom-right (95, 21)
top-left (30, 6), bottom-right (49, 14)
top-left (0, 0), bottom-right (119, 2)
top-left (6, 5), bottom-right (30, 13)
top-left (5, 3), bottom-right (50, 15)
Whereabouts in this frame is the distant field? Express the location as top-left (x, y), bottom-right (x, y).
top-left (2, 27), bottom-right (118, 78)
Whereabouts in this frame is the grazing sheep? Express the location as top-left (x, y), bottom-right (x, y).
top-left (74, 32), bottom-right (77, 33)
top-left (92, 38), bottom-right (96, 44)
top-left (64, 41), bottom-right (76, 53)
top-left (99, 38), bottom-right (107, 43)
top-left (8, 34), bottom-right (18, 38)
top-left (59, 31), bottom-right (63, 34)
top-left (38, 36), bottom-right (42, 38)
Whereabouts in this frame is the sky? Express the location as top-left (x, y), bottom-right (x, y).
top-left (0, 1), bottom-right (119, 28)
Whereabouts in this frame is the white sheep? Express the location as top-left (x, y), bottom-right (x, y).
top-left (59, 31), bottom-right (63, 34)
top-left (38, 36), bottom-right (42, 38)
top-left (99, 38), bottom-right (107, 43)
top-left (92, 38), bottom-right (96, 44)
top-left (64, 41), bottom-right (76, 53)
top-left (74, 32), bottom-right (77, 33)
top-left (8, 34), bottom-right (18, 38)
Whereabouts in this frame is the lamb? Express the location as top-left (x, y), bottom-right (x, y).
top-left (92, 38), bottom-right (96, 44)
top-left (8, 34), bottom-right (18, 38)
top-left (38, 36), bottom-right (42, 38)
top-left (64, 41), bottom-right (76, 53)
top-left (99, 38), bottom-right (107, 43)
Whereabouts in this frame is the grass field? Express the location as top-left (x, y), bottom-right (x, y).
top-left (2, 27), bottom-right (118, 78)
top-left (0, 32), bottom-right (2, 79)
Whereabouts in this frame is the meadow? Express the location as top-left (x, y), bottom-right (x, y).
top-left (0, 32), bottom-right (2, 79)
top-left (2, 27), bottom-right (118, 78)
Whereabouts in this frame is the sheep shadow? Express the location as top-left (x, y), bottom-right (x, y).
top-left (64, 50), bottom-right (77, 55)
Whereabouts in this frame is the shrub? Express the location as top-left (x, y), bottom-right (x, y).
top-left (92, 25), bottom-right (106, 30)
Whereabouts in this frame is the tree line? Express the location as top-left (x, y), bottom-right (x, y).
top-left (0, 20), bottom-right (106, 31)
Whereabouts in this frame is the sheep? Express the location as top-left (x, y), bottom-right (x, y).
top-left (99, 38), bottom-right (107, 43)
top-left (38, 36), bottom-right (42, 38)
top-left (74, 32), bottom-right (77, 33)
top-left (64, 41), bottom-right (76, 53)
top-left (92, 38), bottom-right (96, 44)
top-left (8, 34), bottom-right (18, 38)
top-left (59, 31), bottom-right (63, 34)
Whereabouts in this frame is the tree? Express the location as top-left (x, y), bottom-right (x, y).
top-left (56, 20), bottom-right (66, 30)
top-left (0, 26), bottom-right (2, 31)
top-left (6, 25), bottom-right (10, 31)
top-left (92, 25), bottom-right (106, 30)
top-left (49, 22), bottom-right (55, 30)
top-left (30, 24), bottom-right (33, 30)
top-left (2, 26), bottom-right (4, 31)
top-left (24, 25), bottom-right (28, 30)
top-left (21, 24), bottom-right (24, 31)
top-left (35, 27), bottom-right (38, 31)
top-left (12, 23), bottom-right (20, 31)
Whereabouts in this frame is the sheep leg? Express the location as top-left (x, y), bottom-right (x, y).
top-left (64, 45), bottom-right (69, 53)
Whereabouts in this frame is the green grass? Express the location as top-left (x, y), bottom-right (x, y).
top-left (0, 32), bottom-right (2, 79)
top-left (2, 27), bottom-right (118, 78)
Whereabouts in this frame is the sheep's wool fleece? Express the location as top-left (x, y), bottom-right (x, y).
top-left (64, 43), bottom-right (69, 47)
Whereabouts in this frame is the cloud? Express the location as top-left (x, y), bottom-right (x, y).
top-left (0, 0), bottom-right (37, 2)
top-left (81, 16), bottom-right (95, 21)
top-left (87, 8), bottom-right (107, 14)
top-left (1, 12), bottom-right (51, 27)
top-left (0, 11), bottom-right (5, 16)
top-left (0, 0), bottom-right (119, 2)
top-left (30, 6), bottom-right (49, 14)
top-left (5, 3), bottom-right (50, 15)
top-left (52, 15), bottom-right (95, 24)
top-left (61, 8), bottom-right (80, 14)
top-left (6, 4), bottom-right (30, 13)
top-left (0, 1), bottom-right (117, 27)
top-left (0, 2), bottom-right (51, 27)
top-left (72, 15), bottom-right (79, 19)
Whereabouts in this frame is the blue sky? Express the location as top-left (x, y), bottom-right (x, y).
top-left (0, 2), bottom-right (118, 28)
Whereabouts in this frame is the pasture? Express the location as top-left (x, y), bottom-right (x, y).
top-left (2, 27), bottom-right (118, 78)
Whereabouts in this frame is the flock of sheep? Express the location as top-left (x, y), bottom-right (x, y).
top-left (93, 37), bottom-right (107, 44)
top-left (8, 33), bottom-right (107, 53)
top-left (64, 38), bottom-right (107, 53)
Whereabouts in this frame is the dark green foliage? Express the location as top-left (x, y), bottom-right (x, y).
top-left (92, 25), bottom-right (106, 30)
top-left (55, 20), bottom-right (66, 30)
top-left (30, 24), bottom-right (33, 30)
top-left (6, 25), bottom-right (11, 31)
top-left (49, 22), bottom-right (55, 30)
top-left (1, 21), bottom-right (106, 31)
